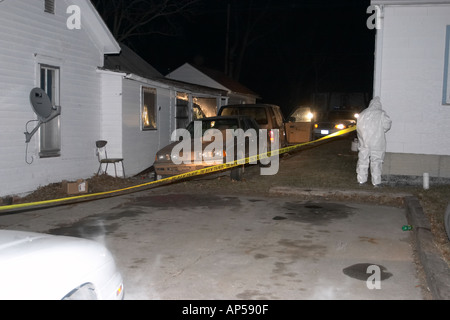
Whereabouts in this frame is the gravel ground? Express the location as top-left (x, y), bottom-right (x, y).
top-left (3, 135), bottom-right (449, 266)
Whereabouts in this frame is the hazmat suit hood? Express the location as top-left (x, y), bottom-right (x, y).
top-left (367, 96), bottom-right (382, 111)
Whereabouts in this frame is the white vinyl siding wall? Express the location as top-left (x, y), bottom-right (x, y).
top-left (0, 1), bottom-right (109, 196)
top-left (372, 1), bottom-right (450, 178)
top-left (374, 4), bottom-right (450, 156)
top-left (98, 71), bottom-right (174, 177)
top-left (121, 78), bottom-right (172, 176)
top-left (98, 70), bottom-right (124, 176)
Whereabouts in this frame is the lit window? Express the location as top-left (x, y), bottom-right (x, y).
top-left (176, 92), bottom-right (189, 129)
top-left (141, 87), bottom-right (157, 130)
top-left (193, 96), bottom-right (217, 118)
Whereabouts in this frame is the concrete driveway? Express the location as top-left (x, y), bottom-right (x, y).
top-left (0, 189), bottom-right (424, 300)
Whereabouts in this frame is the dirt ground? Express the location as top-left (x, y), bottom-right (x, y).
top-left (2, 135), bottom-right (450, 266)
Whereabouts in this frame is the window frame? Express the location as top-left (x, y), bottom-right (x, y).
top-left (39, 64), bottom-right (61, 158)
top-left (141, 86), bottom-right (157, 131)
top-left (44, 0), bottom-right (55, 14)
top-left (443, 25), bottom-right (450, 105)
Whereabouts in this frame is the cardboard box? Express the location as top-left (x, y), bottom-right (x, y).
top-left (62, 179), bottom-right (88, 195)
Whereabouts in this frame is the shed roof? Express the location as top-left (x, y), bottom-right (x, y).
top-left (167, 63), bottom-right (260, 99)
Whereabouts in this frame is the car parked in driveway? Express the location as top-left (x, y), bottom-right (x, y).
top-left (312, 108), bottom-right (359, 140)
top-left (154, 115), bottom-right (260, 181)
top-left (217, 103), bottom-right (288, 147)
top-left (0, 230), bottom-right (124, 300)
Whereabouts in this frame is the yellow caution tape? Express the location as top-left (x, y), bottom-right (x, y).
top-left (0, 126), bottom-right (356, 213)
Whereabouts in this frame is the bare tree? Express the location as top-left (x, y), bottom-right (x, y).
top-left (225, 0), bottom-right (273, 80)
top-left (92, 0), bottom-right (202, 43)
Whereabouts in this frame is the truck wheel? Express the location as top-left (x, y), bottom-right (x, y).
top-left (230, 165), bottom-right (244, 181)
top-left (231, 150), bottom-right (245, 181)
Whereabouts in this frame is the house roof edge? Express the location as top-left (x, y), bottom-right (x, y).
top-left (74, 0), bottom-right (121, 54)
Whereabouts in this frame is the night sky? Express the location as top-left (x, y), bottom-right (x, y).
top-left (115, 0), bottom-right (375, 115)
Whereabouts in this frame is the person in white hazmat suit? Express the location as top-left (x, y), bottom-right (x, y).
top-left (356, 96), bottom-right (392, 186)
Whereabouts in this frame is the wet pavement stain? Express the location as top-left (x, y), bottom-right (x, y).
top-left (132, 194), bottom-right (241, 209)
top-left (103, 208), bottom-right (146, 220)
top-left (47, 209), bottom-right (139, 239)
top-left (48, 194), bottom-right (243, 239)
top-left (254, 253), bottom-right (268, 259)
top-left (305, 205), bottom-right (323, 209)
top-left (236, 289), bottom-right (278, 300)
top-left (359, 236), bottom-right (378, 244)
top-left (272, 239), bottom-right (328, 274)
top-left (342, 263), bottom-right (393, 281)
top-left (48, 220), bottom-right (121, 240)
top-left (131, 258), bottom-right (147, 267)
top-left (282, 201), bottom-right (356, 225)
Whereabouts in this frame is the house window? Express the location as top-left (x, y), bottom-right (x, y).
top-left (39, 65), bottom-right (61, 158)
top-left (193, 96), bottom-right (217, 118)
top-left (176, 93), bottom-right (190, 129)
top-left (44, 0), bottom-right (55, 14)
top-left (443, 25), bottom-right (450, 105)
top-left (141, 87), bottom-right (157, 130)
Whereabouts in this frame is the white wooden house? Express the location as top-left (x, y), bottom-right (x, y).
top-left (166, 63), bottom-right (260, 106)
top-left (0, 0), bottom-right (120, 197)
top-left (0, 1), bottom-right (229, 198)
top-left (371, 0), bottom-right (450, 181)
top-left (100, 44), bottom-right (228, 177)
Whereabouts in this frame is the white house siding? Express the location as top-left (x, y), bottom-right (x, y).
top-left (121, 76), bottom-right (173, 176)
top-left (373, 2), bottom-right (450, 178)
top-left (98, 70), bottom-right (124, 176)
top-left (99, 70), bottom-right (228, 178)
top-left (0, 0), bottom-right (117, 197)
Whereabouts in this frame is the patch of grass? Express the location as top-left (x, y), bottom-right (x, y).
top-left (415, 186), bottom-right (450, 264)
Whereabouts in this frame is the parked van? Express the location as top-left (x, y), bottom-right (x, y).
top-left (218, 104), bottom-right (287, 147)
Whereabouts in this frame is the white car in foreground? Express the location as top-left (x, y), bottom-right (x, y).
top-left (0, 230), bottom-right (124, 300)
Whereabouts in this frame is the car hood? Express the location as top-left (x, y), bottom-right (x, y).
top-left (157, 137), bottom-right (226, 155)
top-left (0, 230), bottom-right (103, 257)
top-left (0, 230), bottom-right (121, 300)
top-left (157, 140), bottom-right (183, 155)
